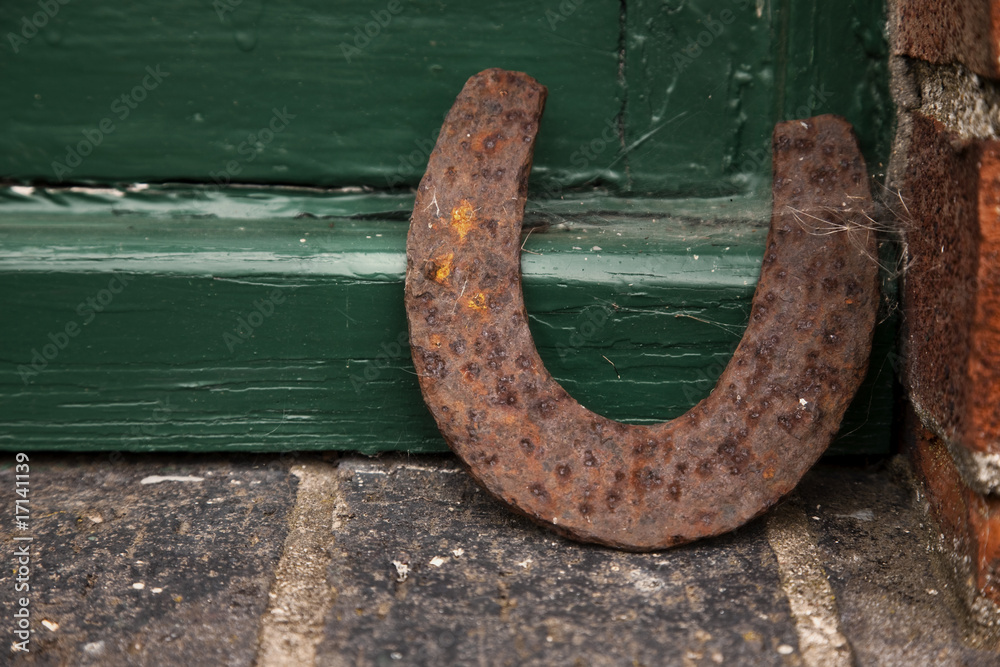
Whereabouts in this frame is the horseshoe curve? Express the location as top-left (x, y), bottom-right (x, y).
top-left (404, 69), bottom-right (878, 551)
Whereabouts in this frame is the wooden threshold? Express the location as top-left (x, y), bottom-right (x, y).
top-left (0, 187), bottom-right (895, 454)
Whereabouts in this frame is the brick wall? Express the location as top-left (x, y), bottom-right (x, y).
top-left (890, 0), bottom-right (1000, 624)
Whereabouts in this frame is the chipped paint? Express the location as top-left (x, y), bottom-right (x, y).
top-left (139, 475), bottom-right (205, 484)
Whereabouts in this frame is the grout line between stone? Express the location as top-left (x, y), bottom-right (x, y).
top-left (766, 501), bottom-right (854, 667)
top-left (255, 460), bottom-right (341, 667)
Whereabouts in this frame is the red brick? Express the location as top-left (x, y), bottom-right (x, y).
top-left (972, 146), bottom-right (1000, 444)
top-left (893, 0), bottom-right (1000, 79)
top-left (902, 113), bottom-right (1000, 480)
top-left (906, 407), bottom-right (1000, 614)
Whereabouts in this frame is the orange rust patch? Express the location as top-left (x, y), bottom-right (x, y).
top-left (763, 467), bottom-right (775, 480)
top-left (468, 292), bottom-right (488, 311)
top-left (429, 253), bottom-right (454, 284)
top-left (450, 200), bottom-right (476, 239)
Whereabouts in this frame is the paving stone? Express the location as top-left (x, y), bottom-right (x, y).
top-left (0, 453), bottom-right (297, 665)
top-left (788, 459), bottom-right (1000, 665)
top-left (320, 455), bottom-right (1000, 667)
top-left (4, 452), bottom-right (1000, 666)
top-left (320, 456), bottom-right (804, 667)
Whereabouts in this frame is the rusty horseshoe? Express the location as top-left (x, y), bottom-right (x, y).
top-left (404, 69), bottom-right (878, 551)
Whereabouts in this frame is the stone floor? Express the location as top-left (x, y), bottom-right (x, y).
top-left (2, 452), bottom-right (999, 666)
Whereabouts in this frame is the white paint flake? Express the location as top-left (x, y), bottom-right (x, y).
top-left (140, 475), bottom-right (205, 485)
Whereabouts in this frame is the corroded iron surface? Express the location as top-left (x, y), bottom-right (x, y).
top-left (404, 68), bottom-right (879, 551)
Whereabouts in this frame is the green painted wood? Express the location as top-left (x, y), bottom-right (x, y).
top-left (0, 2), bottom-right (896, 454)
top-left (0, 1), bottom-right (889, 199)
top-left (621, 0), bottom-right (775, 197)
top-left (0, 0), bottom-right (622, 190)
top-left (621, 0), bottom-right (891, 197)
top-left (777, 0), bottom-right (893, 177)
top-left (0, 188), bottom-right (894, 455)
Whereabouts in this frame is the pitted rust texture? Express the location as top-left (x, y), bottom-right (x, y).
top-left (404, 68), bottom-right (879, 551)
